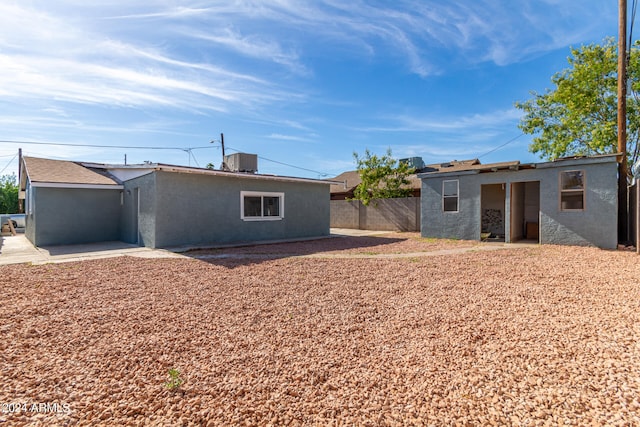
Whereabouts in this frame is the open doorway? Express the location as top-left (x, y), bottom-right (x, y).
top-left (510, 181), bottom-right (540, 242)
top-left (481, 184), bottom-right (506, 242)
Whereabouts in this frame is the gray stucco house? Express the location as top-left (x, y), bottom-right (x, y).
top-left (19, 156), bottom-right (333, 248)
top-left (418, 154), bottom-right (620, 249)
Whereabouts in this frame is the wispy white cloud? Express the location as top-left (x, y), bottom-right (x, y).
top-left (266, 133), bottom-right (315, 143)
top-left (397, 108), bottom-right (523, 131)
top-left (103, 6), bottom-right (215, 20)
top-left (171, 0), bottom-right (613, 76)
top-left (0, 0), bottom-right (616, 178)
top-left (0, 2), bottom-right (302, 117)
top-left (0, 1), bottom-right (614, 119)
top-left (354, 108), bottom-right (522, 133)
top-left (182, 27), bottom-right (309, 75)
top-left (0, 112), bottom-right (202, 137)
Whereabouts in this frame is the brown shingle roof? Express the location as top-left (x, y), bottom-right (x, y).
top-left (23, 157), bottom-right (120, 185)
top-left (330, 159), bottom-right (485, 194)
top-left (330, 170), bottom-right (422, 194)
top-left (330, 170), bottom-right (360, 193)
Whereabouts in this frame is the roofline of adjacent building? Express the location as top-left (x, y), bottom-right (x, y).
top-left (417, 153), bottom-right (621, 179)
top-left (20, 156), bottom-right (339, 187)
top-left (83, 161), bottom-right (340, 186)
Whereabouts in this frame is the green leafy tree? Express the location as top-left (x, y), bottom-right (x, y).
top-left (515, 38), bottom-right (640, 178)
top-left (352, 148), bottom-right (415, 206)
top-left (0, 173), bottom-right (19, 214)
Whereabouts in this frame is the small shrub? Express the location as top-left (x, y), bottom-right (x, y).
top-left (165, 368), bottom-right (183, 390)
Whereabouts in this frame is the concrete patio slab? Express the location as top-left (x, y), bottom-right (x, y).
top-left (0, 234), bottom-right (186, 265)
top-left (330, 228), bottom-right (393, 237)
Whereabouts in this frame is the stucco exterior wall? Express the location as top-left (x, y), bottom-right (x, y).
top-left (421, 159), bottom-right (618, 249)
top-left (24, 182), bottom-right (35, 245)
top-left (144, 171), bottom-right (330, 248)
top-left (121, 172), bottom-right (157, 247)
top-left (27, 186), bottom-right (121, 246)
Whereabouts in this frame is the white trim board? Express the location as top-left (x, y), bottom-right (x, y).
top-left (30, 182), bottom-right (124, 190)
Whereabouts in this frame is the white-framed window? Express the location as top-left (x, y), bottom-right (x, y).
top-left (560, 170), bottom-right (585, 211)
top-left (241, 191), bottom-right (284, 221)
top-left (443, 180), bottom-right (459, 212)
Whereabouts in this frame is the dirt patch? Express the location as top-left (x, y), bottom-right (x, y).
top-left (1, 241), bottom-right (639, 425)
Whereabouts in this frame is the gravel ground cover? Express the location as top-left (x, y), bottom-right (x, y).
top-left (1, 235), bottom-right (640, 426)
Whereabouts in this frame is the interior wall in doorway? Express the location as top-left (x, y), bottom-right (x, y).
top-left (481, 184), bottom-right (506, 236)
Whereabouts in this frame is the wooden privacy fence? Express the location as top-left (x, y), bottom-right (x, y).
top-left (330, 197), bottom-right (420, 232)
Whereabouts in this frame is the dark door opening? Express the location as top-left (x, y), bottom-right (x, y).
top-left (510, 181), bottom-right (540, 243)
top-left (481, 184), bottom-right (506, 242)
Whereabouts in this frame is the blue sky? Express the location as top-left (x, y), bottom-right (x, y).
top-left (0, 1), bottom-right (622, 179)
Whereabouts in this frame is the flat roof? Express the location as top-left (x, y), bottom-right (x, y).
top-left (418, 153), bottom-right (621, 179)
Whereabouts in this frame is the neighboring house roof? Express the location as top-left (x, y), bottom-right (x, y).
top-left (330, 171), bottom-right (422, 195)
top-left (330, 158), bottom-right (481, 195)
top-left (20, 157), bottom-right (122, 193)
top-left (330, 170), bottom-right (360, 194)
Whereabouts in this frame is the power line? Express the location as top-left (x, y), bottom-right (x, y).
top-left (0, 138), bottom-right (332, 177)
top-left (0, 139), bottom-right (214, 151)
top-left (630, 0), bottom-right (638, 49)
top-left (258, 155), bottom-right (330, 177)
top-left (225, 145), bottom-right (330, 177)
top-left (0, 153), bottom-right (18, 175)
top-left (477, 133), bottom-right (525, 159)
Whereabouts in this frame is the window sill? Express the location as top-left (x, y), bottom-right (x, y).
top-left (241, 217), bottom-right (284, 222)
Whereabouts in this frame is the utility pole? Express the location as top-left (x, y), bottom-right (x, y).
top-left (618, 0), bottom-right (629, 244)
top-left (18, 148), bottom-right (23, 213)
top-left (220, 133), bottom-right (228, 171)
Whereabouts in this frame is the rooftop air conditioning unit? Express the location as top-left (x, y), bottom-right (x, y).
top-left (224, 153), bottom-right (258, 173)
top-left (399, 157), bottom-right (425, 170)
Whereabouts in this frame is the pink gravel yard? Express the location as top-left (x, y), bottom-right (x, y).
top-left (1, 234), bottom-right (639, 426)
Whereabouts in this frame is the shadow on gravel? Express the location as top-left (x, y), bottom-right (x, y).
top-left (183, 235), bottom-right (407, 268)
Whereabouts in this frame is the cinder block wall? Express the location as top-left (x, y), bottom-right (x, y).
top-left (330, 198), bottom-right (420, 231)
top-left (330, 200), bottom-right (360, 228)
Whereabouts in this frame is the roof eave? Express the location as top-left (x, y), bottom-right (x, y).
top-left (152, 164), bottom-right (339, 185)
top-left (418, 169), bottom-right (480, 179)
top-left (29, 182), bottom-right (124, 190)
